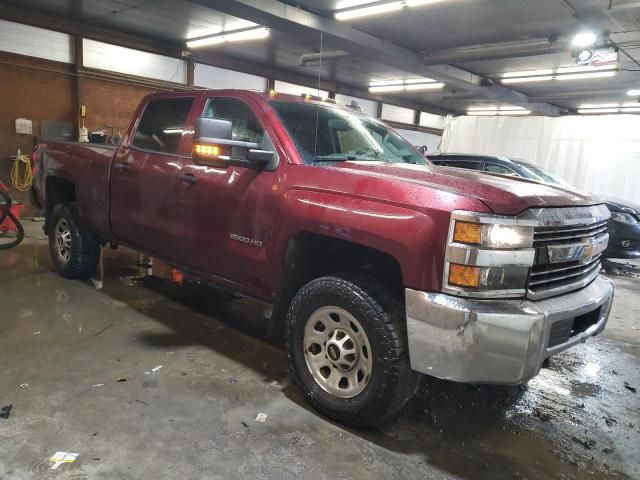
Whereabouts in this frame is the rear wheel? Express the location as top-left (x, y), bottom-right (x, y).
top-left (49, 203), bottom-right (99, 279)
top-left (287, 275), bottom-right (418, 429)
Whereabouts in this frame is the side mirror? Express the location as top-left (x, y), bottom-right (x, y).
top-left (194, 117), bottom-right (232, 142)
top-left (419, 145), bottom-right (428, 156)
top-left (246, 149), bottom-right (275, 166)
top-left (192, 116), bottom-right (275, 170)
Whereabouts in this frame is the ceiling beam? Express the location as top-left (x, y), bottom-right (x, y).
top-left (191, 0), bottom-right (564, 116)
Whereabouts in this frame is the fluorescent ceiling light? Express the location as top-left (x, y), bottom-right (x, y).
top-left (404, 82), bottom-right (445, 90)
top-left (369, 78), bottom-right (444, 92)
top-left (556, 71), bottom-right (616, 81)
top-left (502, 69), bottom-right (553, 78)
top-left (578, 103), bottom-right (640, 114)
top-left (627, 89), bottom-right (640, 96)
top-left (502, 75), bottom-right (553, 84)
top-left (500, 65), bottom-right (616, 83)
top-left (572, 32), bottom-right (597, 48)
top-left (578, 108), bottom-right (619, 114)
top-left (186, 27), bottom-right (269, 48)
top-left (369, 85), bottom-right (406, 92)
top-left (335, 0), bottom-right (446, 21)
top-left (467, 105), bottom-right (531, 116)
top-left (335, 1), bottom-right (403, 20)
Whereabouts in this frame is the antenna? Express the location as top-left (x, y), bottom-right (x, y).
top-left (313, 32), bottom-right (323, 157)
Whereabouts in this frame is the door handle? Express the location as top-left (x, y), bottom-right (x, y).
top-left (113, 162), bottom-right (130, 171)
top-left (179, 173), bottom-right (198, 184)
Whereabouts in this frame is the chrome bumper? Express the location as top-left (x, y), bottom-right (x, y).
top-left (405, 275), bottom-right (615, 384)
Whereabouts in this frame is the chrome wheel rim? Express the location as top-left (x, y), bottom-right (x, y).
top-left (303, 306), bottom-right (373, 398)
top-left (54, 218), bottom-right (72, 265)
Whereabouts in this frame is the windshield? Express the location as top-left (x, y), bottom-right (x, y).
top-left (514, 161), bottom-right (573, 188)
top-left (270, 101), bottom-right (426, 165)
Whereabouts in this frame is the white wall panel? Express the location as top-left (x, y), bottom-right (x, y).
top-left (275, 80), bottom-right (328, 98)
top-left (442, 115), bottom-right (640, 205)
top-left (381, 104), bottom-right (415, 124)
top-left (419, 111), bottom-right (445, 130)
top-left (194, 64), bottom-right (266, 91)
top-left (0, 20), bottom-right (73, 63)
top-left (396, 129), bottom-right (442, 152)
top-left (335, 94), bottom-right (378, 117)
top-left (83, 39), bottom-right (186, 84)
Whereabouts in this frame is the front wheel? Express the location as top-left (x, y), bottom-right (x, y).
top-left (48, 203), bottom-right (100, 279)
top-left (286, 275), bottom-right (418, 429)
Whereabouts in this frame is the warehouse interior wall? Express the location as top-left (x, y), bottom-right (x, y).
top-left (0, 52), bottom-right (154, 212)
top-left (442, 115), bottom-right (640, 205)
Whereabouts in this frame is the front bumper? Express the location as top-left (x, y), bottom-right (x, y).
top-left (405, 275), bottom-right (614, 384)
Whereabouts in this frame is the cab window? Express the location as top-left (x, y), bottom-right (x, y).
top-left (203, 97), bottom-right (274, 159)
top-left (132, 97), bottom-right (194, 154)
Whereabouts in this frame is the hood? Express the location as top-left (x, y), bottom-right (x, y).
top-left (604, 199), bottom-right (640, 214)
top-left (332, 162), bottom-right (599, 215)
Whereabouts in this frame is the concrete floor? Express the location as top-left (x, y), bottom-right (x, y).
top-left (1, 221), bottom-right (639, 479)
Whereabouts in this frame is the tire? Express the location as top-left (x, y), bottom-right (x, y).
top-left (286, 275), bottom-right (418, 429)
top-left (48, 203), bottom-right (100, 279)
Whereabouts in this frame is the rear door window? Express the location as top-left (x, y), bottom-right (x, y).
top-left (132, 97), bottom-right (195, 154)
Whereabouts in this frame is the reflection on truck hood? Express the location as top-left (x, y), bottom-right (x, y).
top-left (332, 162), bottom-right (598, 215)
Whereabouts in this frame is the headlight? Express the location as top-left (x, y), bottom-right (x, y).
top-left (444, 212), bottom-right (536, 298)
top-left (453, 221), bottom-right (533, 248)
top-left (611, 212), bottom-right (638, 225)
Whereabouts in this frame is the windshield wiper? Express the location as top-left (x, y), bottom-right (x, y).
top-left (312, 155), bottom-right (382, 163)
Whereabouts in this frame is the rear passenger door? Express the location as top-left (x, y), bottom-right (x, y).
top-left (110, 96), bottom-right (195, 259)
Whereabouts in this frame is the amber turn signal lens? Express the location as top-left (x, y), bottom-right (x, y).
top-left (453, 221), bottom-right (482, 244)
top-left (448, 264), bottom-right (481, 288)
top-left (194, 144), bottom-right (220, 156)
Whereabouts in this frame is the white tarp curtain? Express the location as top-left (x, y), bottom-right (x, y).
top-left (442, 115), bottom-right (640, 205)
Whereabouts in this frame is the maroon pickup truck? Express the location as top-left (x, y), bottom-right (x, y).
top-left (33, 90), bottom-right (614, 428)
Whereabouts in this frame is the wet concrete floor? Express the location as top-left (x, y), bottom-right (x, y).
top-left (1, 222), bottom-right (639, 479)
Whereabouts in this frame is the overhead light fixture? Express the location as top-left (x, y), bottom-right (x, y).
top-left (556, 70), bottom-right (616, 81)
top-left (186, 26), bottom-right (270, 48)
top-left (572, 31), bottom-right (597, 48)
top-left (467, 105), bottom-right (531, 116)
top-left (335, 1), bottom-right (403, 20)
top-left (500, 65), bottom-right (616, 83)
top-left (578, 103), bottom-right (640, 114)
top-left (334, 0), bottom-right (445, 21)
top-left (627, 89), bottom-right (640, 96)
top-left (369, 78), bottom-right (444, 92)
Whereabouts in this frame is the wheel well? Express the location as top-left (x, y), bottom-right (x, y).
top-left (45, 177), bottom-right (76, 233)
top-left (272, 232), bottom-right (404, 325)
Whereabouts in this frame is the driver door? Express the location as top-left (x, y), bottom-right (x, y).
top-left (174, 94), bottom-right (282, 294)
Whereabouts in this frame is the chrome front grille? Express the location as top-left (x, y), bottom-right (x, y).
top-left (532, 220), bottom-right (608, 247)
top-left (528, 219), bottom-right (609, 299)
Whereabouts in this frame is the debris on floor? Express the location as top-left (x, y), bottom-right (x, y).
top-left (18, 383), bottom-right (28, 390)
top-left (0, 404), bottom-right (12, 419)
top-left (116, 377), bottom-right (127, 383)
top-left (623, 381), bottom-right (637, 393)
top-left (90, 384), bottom-right (104, 388)
top-left (48, 452), bottom-right (79, 470)
top-left (255, 412), bottom-right (268, 423)
top-left (151, 365), bottom-right (163, 372)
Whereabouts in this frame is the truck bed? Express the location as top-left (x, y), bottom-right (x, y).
top-left (37, 140), bottom-right (118, 238)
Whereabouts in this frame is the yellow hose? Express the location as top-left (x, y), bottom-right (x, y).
top-left (11, 154), bottom-right (33, 192)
